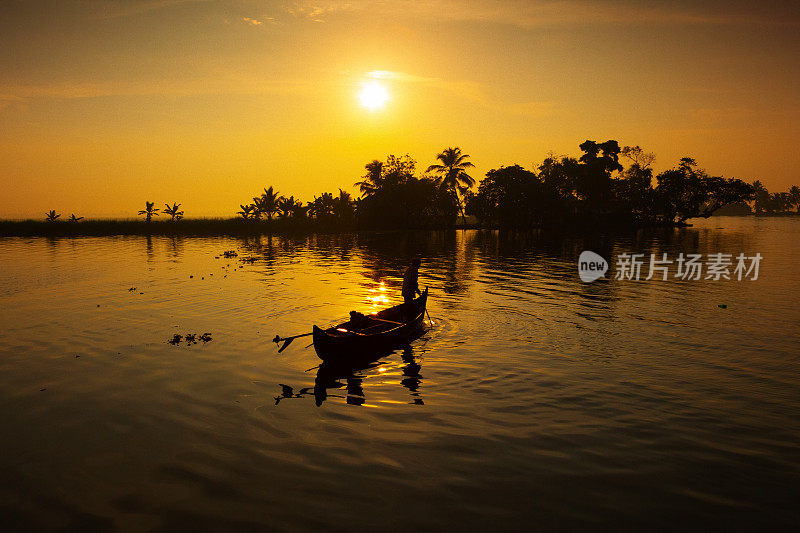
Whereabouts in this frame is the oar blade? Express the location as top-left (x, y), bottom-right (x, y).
top-left (278, 337), bottom-right (295, 353)
top-left (273, 331), bottom-right (314, 353)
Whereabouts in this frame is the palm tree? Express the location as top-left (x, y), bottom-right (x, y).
top-left (237, 204), bottom-right (256, 219)
top-left (163, 202), bottom-right (184, 221)
top-left (426, 147), bottom-right (476, 223)
top-left (789, 185), bottom-right (800, 213)
top-left (769, 192), bottom-right (791, 214)
top-left (254, 186), bottom-right (282, 221)
top-left (332, 189), bottom-right (355, 220)
top-left (354, 160), bottom-right (383, 197)
top-left (251, 196), bottom-right (265, 219)
top-left (68, 214), bottom-right (84, 223)
top-left (306, 200), bottom-right (317, 219)
top-left (291, 202), bottom-right (308, 219)
top-left (752, 180), bottom-right (770, 214)
top-left (45, 210), bottom-right (60, 222)
top-left (138, 201), bottom-right (159, 222)
top-left (278, 196), bottom-right (301, 218)
top-left (308, 192), bottom-right (335, 219)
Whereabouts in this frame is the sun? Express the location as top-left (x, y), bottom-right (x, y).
top-left (358, 81), bottom-right (389, 110)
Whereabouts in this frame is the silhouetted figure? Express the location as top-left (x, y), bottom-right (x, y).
top-left (402, 257), bottom-right (422, 304)
top-left (349, 310), bottom-right (371, 329)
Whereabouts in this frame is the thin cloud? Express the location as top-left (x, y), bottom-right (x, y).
top-left (242, 16), bottom-right (275, 26)
top-left (362, 70), bottom-right (559, 118)
top-left (283, 0), bottom-right (798, 28)
top-left (364, 70), bottom-right (486, 102)
top-left (0, 76), bottom-right (317, 101)
top-left (365, 70), bottom-right (394, 80)
top-left (285, 2), bottom-right (347, 22)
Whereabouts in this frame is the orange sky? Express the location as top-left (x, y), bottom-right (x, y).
top-left (1, 0), bottom-right (799, 218)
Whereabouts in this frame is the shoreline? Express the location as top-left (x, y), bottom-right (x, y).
top-left (3, 215), bottom-right (794, 238)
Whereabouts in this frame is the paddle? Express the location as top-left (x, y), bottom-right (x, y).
top-left (273, 332), bottom-right (313, 353)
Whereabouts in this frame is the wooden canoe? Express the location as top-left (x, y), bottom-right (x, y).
top-left (313, 288), bottom-right (428, 362)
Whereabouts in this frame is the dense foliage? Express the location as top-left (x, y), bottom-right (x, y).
top-left (466, 140), bottom-right (770, 228)
top-left (235, 151), bottom-right (463, 230)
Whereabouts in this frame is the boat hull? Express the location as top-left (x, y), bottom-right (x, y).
top-left (313, 289), bottom-right (428, 362)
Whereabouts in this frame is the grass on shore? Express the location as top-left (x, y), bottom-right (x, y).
top-left (0, 217), bottom-right (483, 237)
top-left (0, 218), bottom-right (350, 237)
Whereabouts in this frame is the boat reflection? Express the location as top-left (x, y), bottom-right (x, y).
top-left (275, 345), bottom-right (425, 407)
top-left (399, 346), bottom-right (424, 405)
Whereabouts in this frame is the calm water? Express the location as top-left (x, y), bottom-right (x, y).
top-left (1, 218), bottom-right (799, 531)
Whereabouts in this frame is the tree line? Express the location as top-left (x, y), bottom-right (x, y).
top-left (233, 148), bottom-right (473, 229)
top-left (40, 141), bottom-right (799, 230)
top-left (232, 141), bottom-right (794, 230)
top-left (750, 181), bottom-right (800, 215)
top-left (466, 141), bottom-right (769, 228)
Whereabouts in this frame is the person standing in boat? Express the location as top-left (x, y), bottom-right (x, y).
top-left (402, 257), bottom-right (422, 304)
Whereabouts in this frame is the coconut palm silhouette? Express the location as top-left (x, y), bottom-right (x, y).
top-left (332, 189), bottom-right (355, 220)
top-left (278, 196), bottom-right (301, 218)
top-left (68, 214), bottom-right (84, 223)
top-left (45, 210), bottom-right (61, 222)
top-left (254, 186), bottom-right (282, 221)
top-left (237, 204), bottom-right (256, 219)
top-left (291, 201), bottom-right (308, 219)
top-left (308, 192), bottom-right (335, 219)
top-left (354, 160), bottom-right (384, 197)
top-left (752, 180), bottom-right (770, 214)
top-left (137, 201), bottom-right (160, 222)
top-left (790, 185), bottom-right (800, 213)
top-left (426, 147), bottom-right (475, 224)
top-left (163, 202), bottom-right (184, 221)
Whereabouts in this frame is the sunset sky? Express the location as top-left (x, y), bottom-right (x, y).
top-left (1, 0), bottom-right (798, 218)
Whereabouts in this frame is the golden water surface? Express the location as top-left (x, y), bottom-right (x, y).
top-left (1, 219), bottom-right (798, 530)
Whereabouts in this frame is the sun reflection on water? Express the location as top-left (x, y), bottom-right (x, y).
top-left (366, 281), bottom-right (391, 310)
